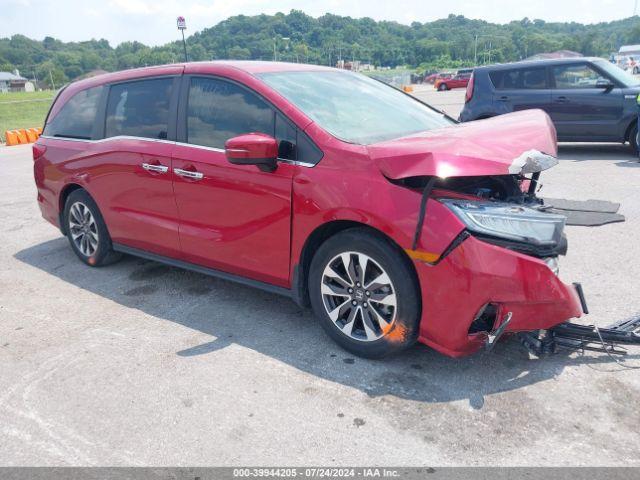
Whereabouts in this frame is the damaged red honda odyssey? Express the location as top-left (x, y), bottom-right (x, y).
top-left (33, 61), bottom-right (587, 358)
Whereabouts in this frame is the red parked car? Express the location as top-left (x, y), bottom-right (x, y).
top-left (435, 68), bottom-right (473, 91)
top-left (424, 72), bottom-right (453, 84)
top-left (33, 61), bottom-right (585, 359)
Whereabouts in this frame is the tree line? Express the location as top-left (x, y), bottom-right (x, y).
top-left (1, 10), bottom-right (639, 88)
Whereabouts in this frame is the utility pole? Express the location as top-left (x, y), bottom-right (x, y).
top-left (474, 35), bottom-right (478, 65)
top-left (48, 70), bottom-right (55, 90)
top-left (273, 37), bottom-right (290, 62)
top-left (177, 16), bottom-right (188, 62)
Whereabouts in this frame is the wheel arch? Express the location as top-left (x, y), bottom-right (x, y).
top-left (292, 220), bottom-right (420, 310)
top-left (624, 117), bottom-right (637, 143)
top-left (58, 183), bottom-right (85, 234)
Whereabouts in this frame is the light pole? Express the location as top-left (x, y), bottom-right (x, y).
top-left (474, 34), bottom-right (508, 65)
top-left (177, 16), bottom-right (188, 62)
top-left (273, 37), bottom-right (290, 61)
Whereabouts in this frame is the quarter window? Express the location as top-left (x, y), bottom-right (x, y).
top-left (105, 78), bottom-right (173, 139)
top-left (44, 86), bottom-right (103, 139)
top-left (552, 64), bottom-right (607, 89)
top-left (187, 77), bottom-right (274, 149)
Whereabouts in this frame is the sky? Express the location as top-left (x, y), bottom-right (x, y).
top-left (0, 0), bottom-right (633, 47)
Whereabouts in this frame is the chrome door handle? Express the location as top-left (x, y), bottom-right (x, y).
top-left (174, 168), bottom-right (204, 180)
top-left (142, 163), bottom-right (169, 173)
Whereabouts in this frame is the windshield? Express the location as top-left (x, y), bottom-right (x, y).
top-left (258, 70), bottom-right (454, 144)
top-left (595, 60), bottom-right (640, 87)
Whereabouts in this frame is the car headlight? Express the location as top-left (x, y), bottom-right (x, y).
top-left (440, 199), bottom-right (566, 246)
top-left (544, 256), bottom-right (560, 275)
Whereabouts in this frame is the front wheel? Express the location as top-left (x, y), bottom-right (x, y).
top-left (629, 123), bottom-right (639, 156)
top-left (63, 189), bottom-right (121, 266)
top-left (308, 229), bottom-right (421, 359)
top-left (438, 84), bottom-right (448, 91)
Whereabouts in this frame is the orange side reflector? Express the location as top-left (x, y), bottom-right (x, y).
top-left (404, 249), bottom-right (440, 264)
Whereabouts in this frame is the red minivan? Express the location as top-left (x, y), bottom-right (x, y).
top-left (33, 61), bottom-right (585, 359)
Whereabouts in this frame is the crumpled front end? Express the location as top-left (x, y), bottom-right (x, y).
top-left (373, 108), bottom-right (586, 357)
top-left (413, 233), bottom-right (584, 357)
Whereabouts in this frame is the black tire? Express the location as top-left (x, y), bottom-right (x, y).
top-left (308, 228), bottom-right (421, 359)
top-left (63, 189), bottom-right (121, 267)
top-left (438, 83), bottom-right (448, 91)
top-left (629, 123), bottom-right (639, 156)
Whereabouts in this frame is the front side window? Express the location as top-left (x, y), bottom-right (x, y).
top-left (552, 64), bottom-right (606, 89)
top-left (187, 77), bottom-right (274, 149)
top-left (259, 70), bottom-right (453, 145)
top-left (105, 78), bottom-right (173, 139)
top-left (44, 86), bottom-right (103, 139)
top-left (592, 60), bottom-right (639, 87)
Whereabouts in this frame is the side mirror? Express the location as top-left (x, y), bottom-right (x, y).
top-left (595, 79), bottom-right (614, 91)
top-left (225, 133), bottom-right (278, 172)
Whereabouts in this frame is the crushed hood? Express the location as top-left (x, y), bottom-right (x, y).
top-left (368, 109), bottom-right (559, 180)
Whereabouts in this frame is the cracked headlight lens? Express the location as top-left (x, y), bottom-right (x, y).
top-left (440, 199), bottom-right (566, 246)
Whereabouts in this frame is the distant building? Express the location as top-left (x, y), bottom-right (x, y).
top-left (0, 71), bottom-right (27, 93)
top-left (526, 50), bottom-right (583, 61)
top-left (619, 44), bottom-right (640, 57)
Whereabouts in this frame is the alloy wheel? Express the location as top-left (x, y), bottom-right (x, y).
top-left (320, 251), bottom-right (397, 342)
top-left (68, 201), bottom-right (99, 257)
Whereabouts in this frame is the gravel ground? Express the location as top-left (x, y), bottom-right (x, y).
top-left (1, 95), bottom-right (639, 466)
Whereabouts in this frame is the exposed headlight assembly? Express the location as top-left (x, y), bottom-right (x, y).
top-left (440, 199), bottom-right (566, 246)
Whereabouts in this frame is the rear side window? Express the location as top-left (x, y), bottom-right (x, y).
top-left (187, 77), bottom-right (274, 149)
top-left (44, 86), bottom-right (103, 139)
top-left (490, 67), bottom-right (548, 90)
top-left (105, 78), bottom-right (173, 139)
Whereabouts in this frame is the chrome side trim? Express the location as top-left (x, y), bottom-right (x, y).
top-left (173, 141), bottom-right (225, 153)
top-left (41, 135), bottom-right (316, 167)
top-left (40, 135), bottom-right (177, 145)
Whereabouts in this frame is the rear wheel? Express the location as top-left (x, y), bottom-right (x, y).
top-left (308, 229), bottom-right (421, 358)
top-left (63, 189), bottom-right (121, 266)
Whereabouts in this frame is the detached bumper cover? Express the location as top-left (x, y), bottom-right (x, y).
top-left (413, 235), bottom-right (583, 357)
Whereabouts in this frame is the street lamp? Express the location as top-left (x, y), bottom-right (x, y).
top-left (177, 16), bottom-right (188, 62)
top-left (273, 37), bottom-right (290, 61)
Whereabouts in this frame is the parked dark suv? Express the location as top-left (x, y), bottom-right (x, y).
top-left (460, 58), bottom-right (640, 153)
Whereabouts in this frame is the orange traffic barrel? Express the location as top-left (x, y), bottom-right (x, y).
top-left (5, 130), bottom-right (19, 146)
top-left (25, 129), bottom-right (38, 143)
top-left (16, 129), bottom-right (28, 144)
